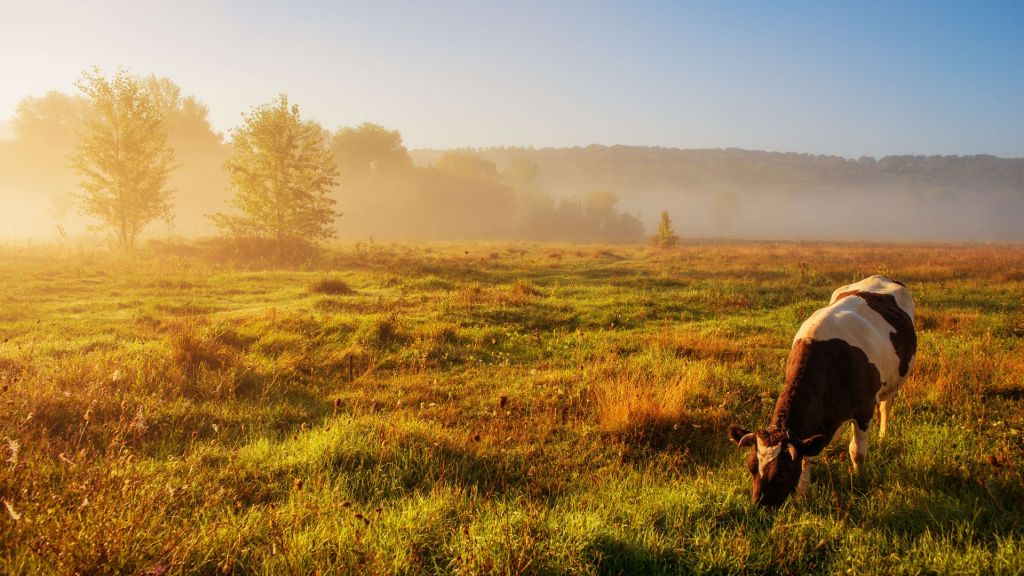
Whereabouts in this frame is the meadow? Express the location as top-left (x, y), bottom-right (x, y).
top-left (1, 240), bottom-right (1022, 575)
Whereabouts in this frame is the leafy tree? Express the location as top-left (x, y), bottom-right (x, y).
top-left (12, 91), bottom-right (88, 153)
top-left (71, 68), bottom-right (176, 250)
top-left (428, 152), bottom-right (516, 237)
top-left (332, 123), bottom-right (412, 182)
top-left (3, 92), bottom-right (90, 237)
top-left (502, 158), bottom-right (557, 237)
top-left (584, 189), bottom-right (620, 229)
top-left (211, 94), bottom-right (338, 251)
top-left (145, 75), bottom-right (228, 234)
top-left (329, 123), bottom-right (416, 239)
top-left (651, 210), bottom-right (679, 248)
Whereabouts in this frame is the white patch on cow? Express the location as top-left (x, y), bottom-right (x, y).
top-left (829, 275), bottom-right (915, 319)
top-left (755, 438), bottom-right (782, 473)
top-left (795, 276), bottom-right (914, 398)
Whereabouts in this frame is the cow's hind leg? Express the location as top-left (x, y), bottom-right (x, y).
top-left (879, 396), bottom-right (894, 439)
top-left (849, 421), bottom-right (870, 471)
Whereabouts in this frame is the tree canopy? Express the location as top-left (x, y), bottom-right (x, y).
top-left (332, 123), bottom-right (412, 182)
top-left (211, 94), bottom-right (338, 251)
top-left (71, 68), bottom-right (176, 250)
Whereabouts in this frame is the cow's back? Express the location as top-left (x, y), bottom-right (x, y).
top-left (830, 275), bottom-right (915, 321)
top-left (794, 275), bottom-right (916, 399)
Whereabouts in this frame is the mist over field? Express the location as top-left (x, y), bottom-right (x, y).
top-left (2, 99), bottom-right (1023, 243)
top-left (411, 147), bottom-right (1024, 241)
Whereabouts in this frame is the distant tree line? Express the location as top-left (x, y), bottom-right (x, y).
top-left (430, 146), bottom-right (1024, 240)
top-left (0, 69), bottom-right (645, 248)
top-left (4, 69), bottom-right (1024, 244)
top-left (331, 127), bottom-right (644, 242)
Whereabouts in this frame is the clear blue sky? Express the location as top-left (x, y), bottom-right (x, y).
top-left (1, 0), bottom-right (1022, 157)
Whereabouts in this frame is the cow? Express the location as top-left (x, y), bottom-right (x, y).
top-left (728, 275), bottom-right (917, 507)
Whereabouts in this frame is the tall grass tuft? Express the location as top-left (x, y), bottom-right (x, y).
top-left (591, 363), bottom-right (709, 436)
top-left (167, 320), bottom-right (237, 384)
top-left (310, 276), bottom-right (355, 295)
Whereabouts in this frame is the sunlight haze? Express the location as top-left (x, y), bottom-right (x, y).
top-left (3, 5), bottom-right (1024, 571)
top-left (2, 0), bottom-right (1022, 156)
top-left (1, 1), bottom-right (1023, 243)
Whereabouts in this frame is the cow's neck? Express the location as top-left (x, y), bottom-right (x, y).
top-left (770, 361), bottom-right (829, 441)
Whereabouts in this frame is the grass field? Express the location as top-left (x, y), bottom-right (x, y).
top-left (1, 241), bottom-right (1023, 575)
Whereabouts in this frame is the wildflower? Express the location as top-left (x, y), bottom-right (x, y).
top-left (2, 499), bottom-right (20, 521)
top-left (131, 407), bottom-right (147, 433)
top-left (6, 439), bottom-right (18, 466)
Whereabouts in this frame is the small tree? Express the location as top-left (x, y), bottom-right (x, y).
top-left (211, 94), bottom-right (338, 253)
top-left (651, 211), bottom-right (679, 248)
top-left (71, 68), bottom-right (175, 250)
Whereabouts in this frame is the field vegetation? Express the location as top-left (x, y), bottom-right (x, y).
top-left (1, 241), bottom-right (1022, 574)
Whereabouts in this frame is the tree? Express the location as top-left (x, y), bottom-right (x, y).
top-left (4, 92), bottom-right (90, 238)
top-left (651, 211), bottom-right (679, 248)
top-left (71, 68), bottom-right (175, 250)
top-left (428, 152), bottom-right (516, 237)
top-left (144, 75), bottom-right (228, 234)
top-left (584, 189), bottom-right (620, 229)
top-left (332, 123), bottom-right (412, 182)
top-left (211, 94), bottom-right (338, 252)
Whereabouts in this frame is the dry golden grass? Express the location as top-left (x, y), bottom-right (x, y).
top-left (2, 241), bottom-right (1023, 574)
top-left (591, 360), bottom-right (713, 435)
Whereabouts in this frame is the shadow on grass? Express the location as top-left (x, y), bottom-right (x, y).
top-left (588, 535), bottom-right (685, 575)
top-left (218, 422), bottom-right (570, 511)
top-left (475, 301), bottom-right (580, 332)
top-left (613, 411), bottom-right (733, 469)
top-left (871, 463), bottom-right (1024, 540)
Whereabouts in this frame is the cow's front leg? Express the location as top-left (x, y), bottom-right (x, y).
top-left (849, 421), bottom-right (869, 471)
top-left (797, 457), bottom-right (812, 496)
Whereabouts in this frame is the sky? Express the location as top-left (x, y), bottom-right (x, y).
top-left (1, 0), bottom-right (1022, 157)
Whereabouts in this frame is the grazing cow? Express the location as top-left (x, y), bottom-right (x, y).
top-left (728, 275), bottom-right (916, 507)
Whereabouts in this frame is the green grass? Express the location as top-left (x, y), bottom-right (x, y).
top-left (1, 240), bottom-right (1022, 574)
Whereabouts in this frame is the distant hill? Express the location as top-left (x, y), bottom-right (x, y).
top-left (412, 146), bottom-right (1024, 241)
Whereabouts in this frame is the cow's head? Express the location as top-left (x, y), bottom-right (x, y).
top-left (728, 425), bottom-right (826, 507)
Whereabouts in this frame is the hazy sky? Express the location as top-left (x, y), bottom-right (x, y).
top-left (1, 1), bottom-right (1022, 157)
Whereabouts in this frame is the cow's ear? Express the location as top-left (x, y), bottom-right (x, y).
top-left (799, 435), bottom-right (827, 456)
top-left (728, 425), bottom-right (756, 447)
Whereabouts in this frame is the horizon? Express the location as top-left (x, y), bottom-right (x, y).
top-left (2, 1), bottom-right (1023, 157)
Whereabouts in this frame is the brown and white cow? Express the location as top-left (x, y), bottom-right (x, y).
top-left (728, 275), bottom-right (916, 507)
